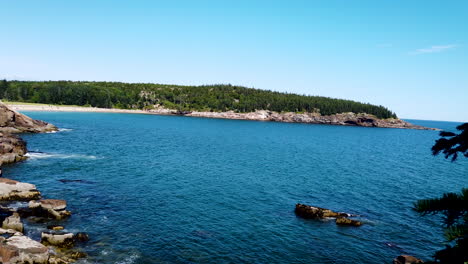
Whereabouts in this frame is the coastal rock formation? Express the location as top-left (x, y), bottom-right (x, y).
top-left (393, 255), bottom-right (424, 264)
top-left (41, 231), bottom-right (89, 248)
top-left (41, 232), bottom-right (75, 248)
top-left (0, 178), bottom-right (41, 201)
top-left (2, 213), bottom-right (23, 233)
top-left (295, 203), bottom-right (363, 227)
top-left (0, 101), bottom-right (57, 133)
top-left (0, 233), bottom-right (49, 264)
top-left (0, 101), bottom-right (57, 166)
top-left (0, 132), bottom-right (27, 164)
top-left (335, 217), bottom-right (363, 227)
top-left (150, 108), bottom-right (437, 130)
top-left (295, 203), bottom-right (349, 219)
top-left (28, 199), bottom-right (71, 220)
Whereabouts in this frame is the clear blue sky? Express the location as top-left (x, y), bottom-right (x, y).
top-left (1, 0), bottom-right (467, 121)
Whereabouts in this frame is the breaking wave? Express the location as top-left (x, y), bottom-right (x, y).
top-left (25, 152), bottom-right (100, 160)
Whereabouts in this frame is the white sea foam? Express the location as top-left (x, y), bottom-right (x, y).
top-left (25, 152), bottom-right (100, 160)
top-left (4, 201), bottom-right (28, 210)
top-left (115, 254), bottom-right (139, 264)
top-left (46, 128), bottom-right (73, 133)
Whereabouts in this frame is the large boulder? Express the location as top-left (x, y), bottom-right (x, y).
top-left (2, 212), bottom-right (23, 233)
top-left (0, 132), bottom-right (27, 164)
top-left (0, 101), bottom-right (57, 133)
top-left (295, 203), bottom-right (349, 219)
top-left (28, 199), bottom-right (71, 220)
top-left (0, 178), bottom-right (41, 201)
top-left (41, 232), bottom-right (75, 248)
top-left (0, 233), bottom-right (49, 264)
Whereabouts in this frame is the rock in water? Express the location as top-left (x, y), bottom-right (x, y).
top-left (0, 233), bottom-right (49, 264)
top-left (295, 203), bottom-right (349, 219)
top-left (0, 133), bottom-right (27, 165)
top-left (41, 232), bottom-right (75, 248)
top-left (0, 178), bottom-right (41, 201)
top-left (393, 255), bottom-right (424, 264)
top-left (2, 213), bottom-right (23, 233)
top-left (28, 199), bottom-right (71, 220)
top-left (47, 225), bottom-right (65, 231)
top-left (335, 217), bottom-right (363, 227)
top-left (0, 101), bottom-right (57, 133)
top-left (74, 232), bottom-right (89, 242)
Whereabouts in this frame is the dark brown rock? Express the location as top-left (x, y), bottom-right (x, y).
top-left (73, 232), bottom-right (89, 242)
top-left (393, 255), bottom-right (424, 264)
top-left (295, 203), bottom-right (349, 219)
top-left (335, 217), bottom-right (363, 227)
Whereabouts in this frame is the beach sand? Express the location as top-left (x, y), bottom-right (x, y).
top-left (5, 103), bottom-right (149, 114)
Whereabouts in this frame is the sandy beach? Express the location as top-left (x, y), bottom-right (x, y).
top-left (4, 103), bottom-right (149, 114)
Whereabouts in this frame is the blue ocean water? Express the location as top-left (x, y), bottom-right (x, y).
top-left (3, 113), bottom-right (467, 264)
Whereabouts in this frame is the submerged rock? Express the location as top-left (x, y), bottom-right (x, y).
top-left (47, 225), bottom-right (65, 231)
top-left (295, 203), bottom-right (349, 219)
top-left (0, 233), bottom-right (49, 264)
top-left (393, 255), bottom-right (424, 264)
top-left (335, 217), bottom-right (363, 227)
top-left (0, 178), bottom-right (41, 201)
top-left (73, 232), bottom-right (89, 242)
top-left (2, 212), bottom-right (23, 233)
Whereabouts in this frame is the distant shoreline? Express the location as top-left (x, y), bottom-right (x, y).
top-left (4, 102), bottom-right (437, 130)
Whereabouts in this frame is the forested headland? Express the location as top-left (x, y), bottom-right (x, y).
top-left (0, 80), bottom-right (397, 119)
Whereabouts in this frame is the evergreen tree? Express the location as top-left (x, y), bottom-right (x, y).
top-left (414, 123), bottom-right (468, 264)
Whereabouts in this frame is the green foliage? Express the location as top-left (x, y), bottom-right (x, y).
top-left (0, 80), bottom-right (397, 119)
top-left (415, 123), bottom-right (468, 264)
top-left (432, 123), bottom-right (468, 161)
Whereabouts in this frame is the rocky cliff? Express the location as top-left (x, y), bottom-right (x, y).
top-left (0, 102), bottom-right (57, 133)
top-left (0, 101), bottom-right (57, 165)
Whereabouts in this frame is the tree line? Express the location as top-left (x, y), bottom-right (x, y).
top-left (0, 80), bottom-right (397, 119)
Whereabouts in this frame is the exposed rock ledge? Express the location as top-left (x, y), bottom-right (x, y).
top-left (0, 101), bottom-right (57, 165)
top-left (148, 109), bottom-right (437, 130)
top-left (0, 102), bottom-right (57, 134)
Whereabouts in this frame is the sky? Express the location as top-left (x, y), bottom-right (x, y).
top-left (1, 0), bottom-right (467, 122)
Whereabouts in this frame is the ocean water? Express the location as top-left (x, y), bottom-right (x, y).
top-left (3, 113), bottom-right (467, 264)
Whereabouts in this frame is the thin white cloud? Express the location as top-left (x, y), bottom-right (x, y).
top-left (410, 44), bottom-right (458, 55)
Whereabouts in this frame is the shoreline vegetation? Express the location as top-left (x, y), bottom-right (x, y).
top-left (0, 80), bottom-right (437, 129)
top-left (1, 80), bottom-right (397, 118)
top-left (5, 102), bottom-right (437, 130)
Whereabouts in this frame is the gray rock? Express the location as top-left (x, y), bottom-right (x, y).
top-left (0, 234), bottom-right (49, 264)
top-left (2, 213), bottom-right (23, 233)
top-left (0, 178), bottom-right (41, 201)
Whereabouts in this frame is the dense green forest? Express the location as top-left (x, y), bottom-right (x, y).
top-left (0, 80), bottom-right (397, 119)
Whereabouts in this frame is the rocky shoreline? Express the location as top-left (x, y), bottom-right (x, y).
top-left (170, 110), bottom-right (437, 130)
top-left (0, 102), bottom-right (88, 263)
top-left (6, 103), bottom-right (437, 130)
